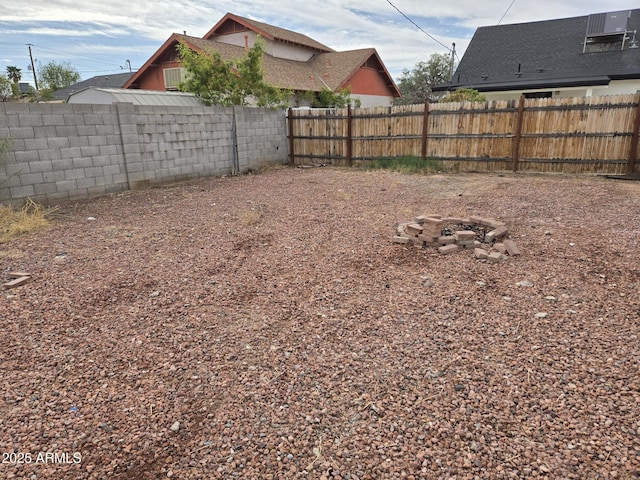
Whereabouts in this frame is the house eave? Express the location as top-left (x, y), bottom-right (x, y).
top-left (433, 76), bottom-right (613, 93)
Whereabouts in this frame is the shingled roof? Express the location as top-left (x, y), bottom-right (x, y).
top-left (203, 12), bottom-right (334, 53)
top-left (53, 72), bottom-right (134, 101)
top-left (161, 35), bottom-right (396, 94)
top-left (123, 13), bottom-right (400, 102)
top-left (434, 9), bottom-right (640, 92)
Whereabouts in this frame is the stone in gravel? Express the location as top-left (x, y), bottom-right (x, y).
top-left (516, 280), bottom-right (533, 287)
top-left (535, 312), bottom-right (548, 318)
top-left (170, 421), bottom-right (180, 432)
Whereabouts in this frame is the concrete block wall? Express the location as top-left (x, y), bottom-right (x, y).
top-left (0, 102), bottom-right (288, 205)
top-left (234, 106), bottom-right (288, 172)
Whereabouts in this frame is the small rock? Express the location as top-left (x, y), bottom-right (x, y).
top-left (87, 217), bottom-right (96, 221)
top-left (150, 291), bottom-right (160, 297)
top-left (516, 280), bottom-right (533, 287)
top-left (544, 295), bottom-right (556, 301)
top-left (535, 312), bottom-right (548, 318)
top-left (170, 421), bottom-right (180, 432)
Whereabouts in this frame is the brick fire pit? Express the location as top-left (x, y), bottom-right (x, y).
top-left (392, 215), bottom-right (521, 263)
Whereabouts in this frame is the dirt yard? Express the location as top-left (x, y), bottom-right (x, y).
top-left (1, 167), bottom-right (639, 479)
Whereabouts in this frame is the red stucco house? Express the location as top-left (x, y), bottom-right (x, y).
top-left (123, 12), bottom-right (401, 107)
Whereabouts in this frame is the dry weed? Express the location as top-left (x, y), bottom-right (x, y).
top-left (238, 209), bottom-right (262, 226)
top-left (0, 198), bottom-right (55, 243)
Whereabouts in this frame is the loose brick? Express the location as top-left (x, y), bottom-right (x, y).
top-left (391, 236), bottom-right (411, 244)
top-left (8, 272), bottom-right (31, 278)
top-left (3, 276), bottom-right (31, 289)
top-left (494, 243), bottom-right (507, 254)
top-left (485, 226), bottom-right (509, 242)
top-left (487, 252), bottom-right (504, 263)
top-left (438, 244), bottom-right (459, 255)
top-left (405, 223), bottom-right (423, 236)
top-left (503, 239), bottom-right (521, 256)
top-left (454, 230), bottom-right (476, 241)
top-left (438, 236), bottom-right (456, 245)
top-left (422, 217), bottom-right (443, 226)
top-left (418, 234), bottom-right (437, 243)
top-left (474, 248), bottom-right (488, 259)
top-left (492, 225), bottom-right (509, 238)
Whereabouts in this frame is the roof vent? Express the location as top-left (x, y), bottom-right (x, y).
top-left (583, 10), bottom-right (632, 52)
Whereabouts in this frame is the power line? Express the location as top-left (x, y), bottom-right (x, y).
top-left (384, 0), bottom-right (452, 52)
top-left (497, 0), bottom-right (518, 25)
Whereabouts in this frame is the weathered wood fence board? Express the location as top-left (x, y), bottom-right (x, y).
top-left (287, 93), bottom-right (640, 175)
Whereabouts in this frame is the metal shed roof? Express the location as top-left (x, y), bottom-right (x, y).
top-left (67, 87), bottom-right (203, 106)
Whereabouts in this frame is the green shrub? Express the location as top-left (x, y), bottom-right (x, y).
top-left (361, 156), bottom-right (443, 174)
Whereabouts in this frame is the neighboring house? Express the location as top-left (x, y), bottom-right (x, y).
top-left (66, 87), bottom-right (203, 106)
top-left (123, 12), bottom-right (401, 107)
top-left (434, 9), bottom-right (640, 101)
top-left (53, 72), bottom-right (135, 101)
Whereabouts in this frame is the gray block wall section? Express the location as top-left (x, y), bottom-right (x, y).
top-left (0, 102), bottom-right (288, 205)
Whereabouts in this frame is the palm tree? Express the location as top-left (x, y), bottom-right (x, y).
top-left (6, 66), bottom-right (21, 85)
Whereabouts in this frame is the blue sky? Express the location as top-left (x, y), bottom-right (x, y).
top-left (0, 0), bottom-right (635, 86)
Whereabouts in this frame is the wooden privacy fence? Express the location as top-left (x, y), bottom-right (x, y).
top-left (287, 94), bottom-right (640, 175)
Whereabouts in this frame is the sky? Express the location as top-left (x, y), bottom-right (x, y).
top-left (0, 0), bottom-right (636, 87)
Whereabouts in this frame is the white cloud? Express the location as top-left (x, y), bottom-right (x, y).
top-left (1, 0), bottom-right (635, 80)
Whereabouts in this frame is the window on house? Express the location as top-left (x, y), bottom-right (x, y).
top-left (163, 67), bottom-right (186, 90)
top-left (524, 91), bottom-right (552, 99)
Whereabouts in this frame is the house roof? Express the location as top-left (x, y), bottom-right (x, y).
top-left (67, 87), bottom-right (202, 106)
top-left (53, 72), bottom-right (134, 100)
top-left (203, 12), bottom-right (334, 53)
top-left (124, 34), bottom-right (400, 96)
top-left (434, 9), bottom-right (640, 92)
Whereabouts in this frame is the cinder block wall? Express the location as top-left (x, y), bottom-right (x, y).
top-left (0, 103), bottom-right (288, 205)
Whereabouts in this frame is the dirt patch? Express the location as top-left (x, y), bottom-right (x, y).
top-left (1, 168), bottom-right (639, 479)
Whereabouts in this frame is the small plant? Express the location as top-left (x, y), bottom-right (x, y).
top-left (238, 209), bottom-right (261, 226)
top-left (361, 156), bottom-right (443, 174)
top-left (0, 198), bottom-right (55, 243)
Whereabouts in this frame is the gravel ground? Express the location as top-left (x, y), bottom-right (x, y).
top-left (1, 167), bottom-right (639, 480)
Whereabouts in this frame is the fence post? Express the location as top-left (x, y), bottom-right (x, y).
top-left (346, 104), bottom-right (353, 166)
top-left (628, 94), bottom-right (640, 176)
top-left (421, 100), bottom-right (430, 160)
top-left (512, 95), bottom-right (525, 172)
top-left (287, 108), bottom-right (295, 166)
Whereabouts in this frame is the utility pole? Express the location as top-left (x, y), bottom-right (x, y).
top-left (449, 43), bottom-right (456, 80)
top-left (27, 44), bottom-right (38, 90)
